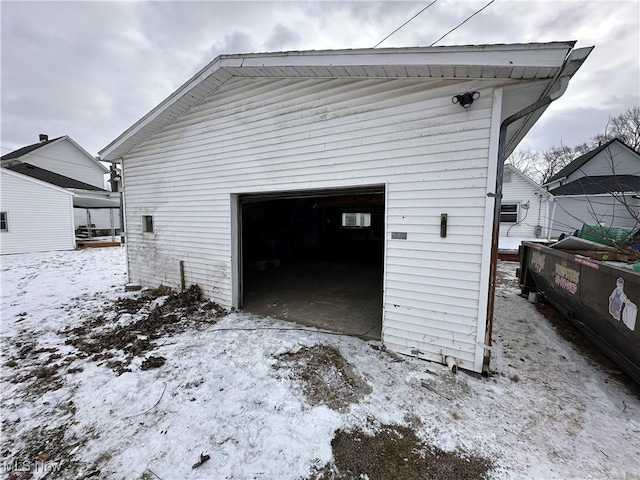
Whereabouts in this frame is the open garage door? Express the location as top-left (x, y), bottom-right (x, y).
top-left (239, 185), bottom-right (385, 339)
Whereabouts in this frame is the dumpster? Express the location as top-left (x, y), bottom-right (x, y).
top-left (518, 241), bottom-right (640, 384)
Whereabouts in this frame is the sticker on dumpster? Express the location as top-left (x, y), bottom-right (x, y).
top-left (554, 261), bottom-right (579, 295)
top-left (608, 277), bottom-right (637, 331)
top-left (575, 256), bottom-right (599, 270)
top-left (530, 251), bottom-right (545, 274)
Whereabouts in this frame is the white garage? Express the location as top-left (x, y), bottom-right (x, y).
top-left (99, 43), bottom-right (591, 373)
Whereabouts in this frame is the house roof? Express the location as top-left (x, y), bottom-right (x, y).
top-left (547, 138), bottom-right (639, 183)
top-left (505, 165), bottom-right (552, 197)
top-left (99, 42), bottom-right (592, 162)
top-left (2, 136), bottom-right (109, 172)
top-left (1, 137), bottom-right (63, 160)
top-left (549, 174), bottom-right (640, 195)
top-left (1, 167), bottom-right (75, 197)
top-left (3, 163), bottom-right (107, 191)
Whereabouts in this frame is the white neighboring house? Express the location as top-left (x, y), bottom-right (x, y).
top-left (545, 138), bottom-right (640, 238)
top-left (1, 135), bottom-right (121, 236)
top-left (0, 168), bottom-right (75, 254)
top-left (100, 43), bottom-right (591, 374)
top-left (1, 134), bottom-right (107, 189)
top-left (498, 165), bottom-right (554, 250)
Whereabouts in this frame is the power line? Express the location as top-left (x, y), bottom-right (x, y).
top-left (430, 0), bottom-right (495, 47)
top-left (373, 0), bottom-right (439, 48)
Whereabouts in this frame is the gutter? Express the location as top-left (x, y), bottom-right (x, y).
top-left (483, 46), bottom-right (593, 371)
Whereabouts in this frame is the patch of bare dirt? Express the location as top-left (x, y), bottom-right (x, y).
top-left (275, 345), bottom-right (371, 412)
top-left (1, 285), bottom-right (226, 478)
top-left (141, 355), bottom-right (166, 370)
top-left (309, 423), bottom-right (492, 480)
top-left (4, 342), bottom-right (79, 397)
top-left (1, 420), bottom-right (103, 480)
top-left (61, 285), bottom-right (226, 373)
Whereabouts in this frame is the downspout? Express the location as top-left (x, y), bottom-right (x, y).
top-left (120, 156), bottom-right (131, 284)
top-left (483, 45), bottom-right (593, 371)
top-left (548, 197), bottom-right (557, 241)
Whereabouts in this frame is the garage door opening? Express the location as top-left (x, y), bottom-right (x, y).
top-left (239, 186), bottom-right (385, 340)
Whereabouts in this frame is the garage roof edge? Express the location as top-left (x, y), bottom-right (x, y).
top-left (99, 42), bottom-right (578, 162)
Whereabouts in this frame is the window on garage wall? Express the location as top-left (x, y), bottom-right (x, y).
top-left (142, 215), bottom-right (154, 233)
top-left (342, 212), bottom-right (371, 228)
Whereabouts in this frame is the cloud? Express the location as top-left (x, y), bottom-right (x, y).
top-left (210, 31), bottom-right (259, 57)
top-left (0, 0), bottom-right (637, 157)
top-left (265, 24), bottom-right (301, 51)
top-left (522, 94), bottom-right (640, 151)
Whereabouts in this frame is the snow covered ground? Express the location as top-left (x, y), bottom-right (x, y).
top-left (1, 247), bottom-right (639, 479)
top-left (498, 237), bottom-right (548, 252)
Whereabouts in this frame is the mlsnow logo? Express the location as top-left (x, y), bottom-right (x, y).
top-left (1, 459), bottom-right (61, 474)
top-left (608, 277), bottom-right (637, 331)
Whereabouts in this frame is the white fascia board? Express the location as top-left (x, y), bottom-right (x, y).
top-left (99, 42), bottom-right (577, 162)
top-left (67, 188), bottom-right (112, 197)
top-left (99, 57), bottom-right (224, 161)
top-left (61, 137), bottom-right (109, 172)
top-left (503, 46), bottom-right (593, 154)
top-left (542, 178), bottom-right (565, 189)
top-left (234, 44), bottom-right (574, 69)
top-left (1, 168), bottom-right (76, 196)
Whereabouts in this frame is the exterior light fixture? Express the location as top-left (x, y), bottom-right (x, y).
top-left (452, 91), bottom-right (480, 108)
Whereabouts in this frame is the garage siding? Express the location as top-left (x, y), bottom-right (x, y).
top-left (123, 77), bottom-right (499, 368)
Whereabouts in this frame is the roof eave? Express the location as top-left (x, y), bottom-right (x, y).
top-left (0, 167), bottom-right (77, 196)
top-left (99, 42), bottom-right (579, 162)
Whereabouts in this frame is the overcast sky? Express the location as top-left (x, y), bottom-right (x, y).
top-left (1, 0), bottom-right (638, 158)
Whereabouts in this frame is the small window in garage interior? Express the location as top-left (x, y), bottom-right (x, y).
top-left (142, 215), bottom-right (154, 233)
top-left (500, 204), bottom-right (519, 223)
top-left (0, 212), bottom-right (8, 232)
top-left (342, 212), bottom-right (371, 228)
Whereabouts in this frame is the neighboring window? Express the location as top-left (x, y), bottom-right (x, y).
top-left (0, 212), bottom-right (8, 232)
top-left (503, 170), bottom-right (512, 183)
top-left (142, 215), bottom-right (154, 233)
top-left (500, 204), bottom-right (519, 223)
top-left (342, 212), bottom-right (371, 228)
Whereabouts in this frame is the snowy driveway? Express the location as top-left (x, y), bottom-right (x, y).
top-left (1, 247), bottom-right (639, 479)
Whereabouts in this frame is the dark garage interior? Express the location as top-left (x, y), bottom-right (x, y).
top-left (240, 187), bottom-right (384, 339)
